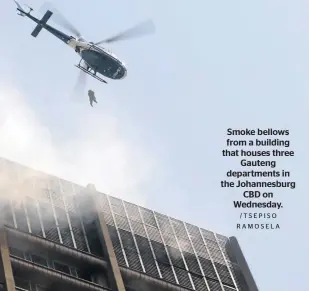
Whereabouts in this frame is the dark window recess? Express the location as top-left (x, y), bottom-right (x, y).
top-left (77, 269), bottom-right (92, 281)
top-left (25, 197), bottom-right (43, 237)
top-left (31, 254), bottom-right (48, 267)
top-left (70, 267), bottom-right (78, 277)
top-left (75, 195), bottom-right (102, 255)
top-left (14, 277), bottom-right (31, 290)
top-left (53, 261), bottom-right (71, 274)
top-left (81, 214), bottom-right (103, 257)
top-left (24, 252), bottom-right (32, 261)
top-left (35, 285), bottom-right (48, 291)
top-left (9, 247), bottom-right (24, 258)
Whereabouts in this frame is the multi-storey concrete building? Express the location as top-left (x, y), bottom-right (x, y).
top-left (0, 158), bottom-right (258, 291)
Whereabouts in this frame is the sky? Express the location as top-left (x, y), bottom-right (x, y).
top-left (0, 0), bottom-right (308, 290)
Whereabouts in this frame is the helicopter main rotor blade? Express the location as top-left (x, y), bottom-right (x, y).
top-left (95, 20), bottom-right (155, 45)
top-left (40, 2), bottom-right (82, 37)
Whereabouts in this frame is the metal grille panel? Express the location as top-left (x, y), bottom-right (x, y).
top-left (167, 246), bottom-right (186, 269)
top-left (107, 225), bottom-right (127, 266)
top-left (115, 214), bottom-right (130, 231)
top-left (224, 286), bottom-right (237, 291)
top-left (109, 197), bottom-right (126, 216)
top-left (183, 251), bottom-right (202, 275)
top-left (155, 213), bottom-right (173, 234)
top-left (54, 206), bottom-right (74, 248)
top-left (174, 266), bottom-right (192, 289)
top-left (162, 232), bottom-right (178, 248)
top-left (130, 220), bottom-right (146, 237)
top-left (170, 218), bottom-right (188, 240)
top-left (103, 212), bottom-right (114, 226)
top-left (68, 211), bottom-right (88, 252)
top-left (140, 208), bottom-right (157, 227)
top-left (64, 196), bottom-right (76, 213)
top-left (201, 229), bottom-right (217, 241)
top-left (199, 256), bottom-right (220, 281)
top-left (3, 201), bottom-right (14, 227)
top-left (50, 189), bottom-right (64, 208)
top-left (146, 225), bottom-right (162, 243)
top-left (191, 273), bottom-right (206, 291)
top-left (208, 280), bottom-right (223, 291)
top-left (39, 201), bottom-right (60, 243)
top-left (124, 202), bottom-right (141, 222)
top-left (157, 262), bottom-right (177, 284)
top-left (13, 201), bottom-right (29, 232)
top-left (25, 197), bottom-right (42, 236)
top-left (135, 235), bottom-right (160, 278)
top-left (214, 262), bottom-right (235, 287)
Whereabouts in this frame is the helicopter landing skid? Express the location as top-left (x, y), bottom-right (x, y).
top-left (75, 64), bottom-right (108, 84)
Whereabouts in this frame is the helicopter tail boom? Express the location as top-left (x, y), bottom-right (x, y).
top-left (31, 10), bottom-right (53, 37)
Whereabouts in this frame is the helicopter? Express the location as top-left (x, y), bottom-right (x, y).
top-left (13, 1), bottom-right (155, 84)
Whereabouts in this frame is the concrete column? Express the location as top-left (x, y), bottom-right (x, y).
top-left (0, 229), bottom-right (15, 291)
top-left (87, 184), bottom-right (126, 291)
top-left (228, 236), bottom-right (259, 291)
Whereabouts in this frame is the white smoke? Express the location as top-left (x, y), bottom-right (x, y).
top-left (0, 82), bottom-right (155, 204)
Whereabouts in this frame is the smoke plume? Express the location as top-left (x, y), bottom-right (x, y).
top-left (0, 83), bottom-right (155, 205)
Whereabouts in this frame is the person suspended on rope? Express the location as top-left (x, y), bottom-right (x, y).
top-left (88, 89), bottom-right (98, 107)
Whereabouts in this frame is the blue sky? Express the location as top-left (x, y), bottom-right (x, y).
top-left (0, 0), bottom-right (308, 290)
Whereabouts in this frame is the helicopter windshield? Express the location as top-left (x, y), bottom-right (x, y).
top-left (103, 47), bottom-right (116, 57)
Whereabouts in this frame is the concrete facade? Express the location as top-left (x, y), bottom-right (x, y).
top-left (0, 157), bottom-right (258, 291)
